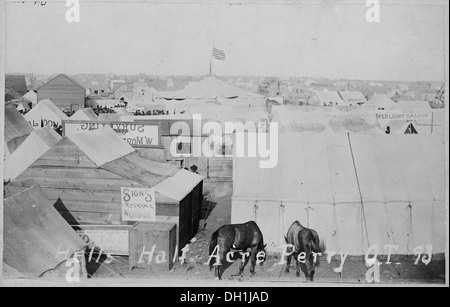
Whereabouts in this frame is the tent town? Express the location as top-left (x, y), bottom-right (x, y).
top-left (2, 73), bottom-right (447, 283)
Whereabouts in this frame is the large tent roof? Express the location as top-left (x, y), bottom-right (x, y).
top-left (4, 126), bottom-right (62, 181)
top-left (4, 105), bottom-right (33, 152)
top-left (161, 76), bottom-right (262, 100)
top-left (4, 185), bottom-right (86, 277)
top-left (233, 133), bottom-right (445, 204)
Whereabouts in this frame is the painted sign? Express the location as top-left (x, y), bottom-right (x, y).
top-left (63, 120), bottom-right (161, 147)
top-left (77, 229), bottom-right (129, 255)
top-left (121, 187), bottom-right (156, 222)
top-left (376, 112), bottom-right (432, 121)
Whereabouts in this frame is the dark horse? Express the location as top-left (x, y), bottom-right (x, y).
top-left (209, 221), bottom-right (266, 280)
top-left (285, 221), bottom-right (323, 282)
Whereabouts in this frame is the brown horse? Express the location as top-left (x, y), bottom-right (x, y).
top-left (285, 221), bottom-right (323, 281)
top-left (209, 221), bottom-right (266, 280)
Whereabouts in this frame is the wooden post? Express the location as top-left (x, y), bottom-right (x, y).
top-left (431, 112), bottom-right (434, 134)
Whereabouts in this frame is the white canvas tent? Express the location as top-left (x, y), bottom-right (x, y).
top-left (159, 76), bottom-right (265, 109)
top-left (339, 90), bottom-right (367, 106)
top-left (4, 127), bottom-right (62, 181)
top-left (22, 90), bottom-right (38, 106)
top-left (309, 89), bottom-right (345, 106)
top-left (70, 107), bottom-right (98, 121)
top-left (24, 99), bottom-right (69, 128)
top-left (364, 94), bottom-right (399, 110)
top-left (232, 133), bottom-right (446, 255)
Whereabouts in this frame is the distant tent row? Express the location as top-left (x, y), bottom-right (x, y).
top-left (272, 104), bottom-right (445, 136)
top-left (272, 105), bottom-right (383, 134)
top-left (5, 127), bottom-right (204, 249)
top-left (309, 89), bottom-right (367, 106)
top-left (232, 133), bottom-right (446, 255)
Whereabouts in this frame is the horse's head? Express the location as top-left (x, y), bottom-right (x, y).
top-left (258, 243), bottom-right (268, 266)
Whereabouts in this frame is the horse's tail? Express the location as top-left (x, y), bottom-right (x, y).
top-left (209, 230), bottom-right (219, 271)
top-left (310, 230), bottom-right (322, 254)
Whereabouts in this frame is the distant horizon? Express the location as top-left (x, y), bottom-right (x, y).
top-left (5, 71), bottom-right (446, 85)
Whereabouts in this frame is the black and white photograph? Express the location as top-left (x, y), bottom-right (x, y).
top-left (0, 0), bottom-right (448, 290)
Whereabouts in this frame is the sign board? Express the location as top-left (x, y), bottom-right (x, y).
top-left (63, 120), bottom-right (162, 147)
top-left (77, 229), bottom-right (130, 255)
top-left (121, 187), bottom-right (156, 222)
top-left (376, 112), bottom-right (432, 121)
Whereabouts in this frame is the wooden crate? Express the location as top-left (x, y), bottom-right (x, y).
top-left (74, 224), bottom-right (136, 256)
top-left (129, 222), bottom-right (177, 271)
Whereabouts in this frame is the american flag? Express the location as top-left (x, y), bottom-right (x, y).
top-left (212, 47), bottom-right (226, 61)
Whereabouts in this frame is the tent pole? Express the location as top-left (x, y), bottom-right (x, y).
top-left (347, 133), bottom-right (370, 250)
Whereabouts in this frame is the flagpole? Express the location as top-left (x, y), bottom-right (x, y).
top-left (210, 51), bottom-right (213, 76)
top-left (210, 40), bottom-right (216, 76)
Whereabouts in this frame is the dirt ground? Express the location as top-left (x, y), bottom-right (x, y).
top-left (90, 179), bottom-right (446, 285)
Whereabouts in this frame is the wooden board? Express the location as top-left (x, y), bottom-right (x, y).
top-left (129, 222), bottom-right (177, 271)
top-left (75, 224), bottom-right (136, 256)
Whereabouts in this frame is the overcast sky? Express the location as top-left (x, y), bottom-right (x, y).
top-left (5, 0), bottom-right (447, 81)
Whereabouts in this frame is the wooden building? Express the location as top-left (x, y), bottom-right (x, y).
top-left (6, 74), bottom-right (28, 96)
top-left (4, 127), bottom-right (203, 250)
top-left (37, 74), bottom-right (86, 113)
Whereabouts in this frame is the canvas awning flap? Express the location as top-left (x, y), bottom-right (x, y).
top-left (4, 185), bottom-right (86, 277)
top-left (153, 169), bottom-right (203, 201)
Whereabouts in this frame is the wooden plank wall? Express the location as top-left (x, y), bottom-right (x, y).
top-left (37, 75), bottom-right (85, 111)
top-left (5, 138), bottom-right (198, 251)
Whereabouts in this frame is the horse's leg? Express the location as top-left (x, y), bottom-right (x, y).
top-left (249, 246), bottom-right (258, 276)
top-left (285, 253), bottom-right (292, 273)
top-left (295, 257), bottom-right (301, 278)
top-left (214, 265), bottom-right (220, 280)
top-left (217, 265), bottom-right (223, 280)
top-left (238, 251), bottom-right (251, 275)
